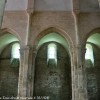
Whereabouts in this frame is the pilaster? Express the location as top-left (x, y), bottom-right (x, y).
top-left (18, 0), bottom-right (36, 98)
top-left (72, 1), bottom-right (88, 99)
top-left (26, 0), bottom-right (34, 45)
top-left (27, 0), bottom-right (34, 14)
top-left (72, 0), bottom-right (80, 13)
top-left (17, 45), bottom-right (33, 99)
top-left (74, 44), bottom-right (88, 100)
top-left (26, 11), bottom-right (32, 45)
top-left (27, 45), bottom-right (37, 97)
top-left (0, 0), bottom-right (6, 28)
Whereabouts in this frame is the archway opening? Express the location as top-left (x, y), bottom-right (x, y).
top-left (0, 32), bottom-right (20, 97)
top-left (34, 32), bottom-right (72, 100)
top-left (85, 33), bottom-right (100, 100)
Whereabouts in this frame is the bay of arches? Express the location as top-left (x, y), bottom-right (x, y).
top-left (0, 32), bottom-right (20, 98)
top-left (34, 42), bottom-right (72, 100)
top-left (85, 33), bottom-right (100, 100)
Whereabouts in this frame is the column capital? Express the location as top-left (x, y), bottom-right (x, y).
top-left (20, 45), bottom-right (37, 57)
top-left (75, 44), bottom-right (82, 49)
top-left (26, 9), bottom-right (34, 14)
top-left (75, 44), bottom-right (86, 53)
top-left (72, 9), bottom-right (80, 15)
top-left (20, 45), bottom-right (32, 51)
top-left (26, 0), bottom-right (34, 14)
top-left (20, 45), bottom-right (32, 56)
top-left (33, 45), bottom-right (37, 54)
top-left (72, 0), bottom-right (80, 14)
top-left (82, 48), bottom-right (86, 54)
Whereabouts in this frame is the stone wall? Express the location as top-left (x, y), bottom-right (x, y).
top-left (79, 13), bottom-right (100, 43)
top-left (1, 1), bottom-right (100, 99)
top-left (34, 42), bottom-right (71, 100)
top-left (2, 11), bottom-right (28, 45)
top-left (86, 44), bottom-right (100, 100)
top-left (79, 0), bottom-right (100, 12)
top-left (29, 11), bottom-right (76, 45)
top-left (0, 43), bottom-right (19, 97)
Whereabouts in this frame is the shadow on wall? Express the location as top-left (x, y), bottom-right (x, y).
top-left (0, 33), bottom-right (20, 97)
top-left (85, 33), bottom-right (100, 100)
top-left (34, 42), bottom-right (72, 100)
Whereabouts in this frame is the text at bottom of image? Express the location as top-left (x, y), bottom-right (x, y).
top-left (0, 96), bottom-right (50, 99)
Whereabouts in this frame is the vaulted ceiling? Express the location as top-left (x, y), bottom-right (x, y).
top-left (0, 33), bottom-right (19, 54)
top-left (38, 32), bottom-right (69, 52)
top-left (87, 33), bottom-right (100, 48)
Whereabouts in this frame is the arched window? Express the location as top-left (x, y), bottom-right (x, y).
top-left (85, 44), bottom-right (94, 66)
top-left (12, 43), bottom-right (20, 59)
top-left (47, 43), bottom-right (57, 65)
top-left (11, 43), bottom-right (20, 67)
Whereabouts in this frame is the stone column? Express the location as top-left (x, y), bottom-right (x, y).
top-left (17, 1), bottom-right (35, 99)
top-left (71, 45), bottom-right (87, 100)
top-left (26, 0), bottom-right (34, 45)
top-left (75, 45), bottom-right (88, 100)
top-left (27, 0), bottom-right (35, 13)
top-left (82, 46), bottom-right (88, 99)
top-left (27, 45), bottom-right (37, 97)
top-left (72, 13), bottom-right (88, 100)
top-left (17, 45), bottom-right (33, 100)
top-left (0, 0), bottom-right (6, 28)
top-left (72, 0), bottom-right (79, 12)
top-left (70, 46), bottom-right (77, 100)
top-left (72, 0), bottom-right (88, 99)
